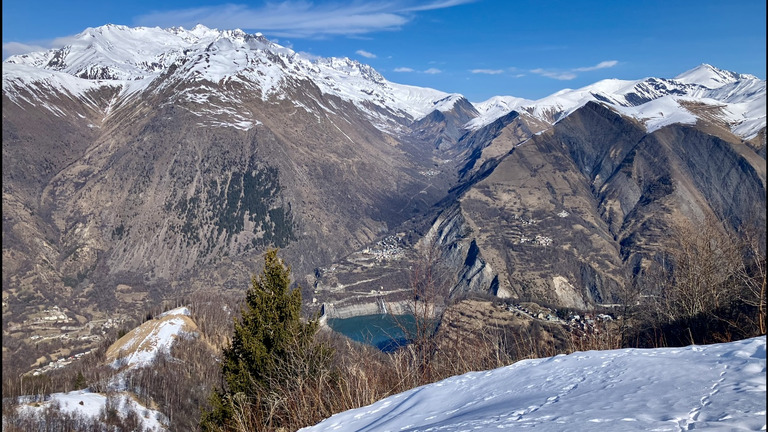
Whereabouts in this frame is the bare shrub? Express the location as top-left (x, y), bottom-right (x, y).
top-left (632, 215), bottom-right (766, 345)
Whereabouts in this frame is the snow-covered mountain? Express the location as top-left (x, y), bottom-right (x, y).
top-left (469, 64), bottom-right (765, 140)
top-left (5, 24), bottom-right (494, 377)
top-left (5, 25), bottom-right (763, 139)
top-left (3, 24), bottom-right (765, 314)
top-left (302, 336), bottom-right (767, 432)
top-left (3, 24), bottom-right (462, 131)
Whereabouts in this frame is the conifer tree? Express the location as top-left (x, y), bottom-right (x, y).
top-left (201, 249), bottom-right (328, 431)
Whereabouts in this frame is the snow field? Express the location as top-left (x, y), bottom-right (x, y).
top-left (301, 336), bottom-right (766, 431)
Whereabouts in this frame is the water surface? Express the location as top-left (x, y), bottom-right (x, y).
top-left (328, 314), bottom-right (432, 352)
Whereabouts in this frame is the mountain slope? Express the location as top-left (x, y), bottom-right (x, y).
top-left (413, 100), bottom-right (766, 307)
top-left (301, 336), bottom-right (767, 432)
top-left (3, 24), bottom-right (465, 128)
top-left (312, 96), bottom-right (766, 310)
top-left (2, 24), bottom-right (470, 375)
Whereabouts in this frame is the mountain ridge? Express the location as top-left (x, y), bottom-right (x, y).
top-left (3, 24), bottom-right (465, 130)
top-left (5, 25), bottom-right (765, 142)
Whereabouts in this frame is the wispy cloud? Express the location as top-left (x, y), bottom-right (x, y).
top-left (2, 35), bottom-right (81, 59)
top-left (471, 68), bottom-right (504, 75)
top-left (2, 1), bottom-right (476, 59)
top-left (531, 60), bottom-right (619, 80)
top-left (394, 66), bottom-right (441, 74)
top-left (531, 68), bottom-right (577, 80)
top-left (402, 0), bottom-right (478, 12)
top-left (356, 49), bottom-right (377, 58)
top-left (135, 1), bottom-right (476, 38)
top-left (3, 42), bottom-right (48, 58)
top-left (574, 60), bottom-right (618, 72)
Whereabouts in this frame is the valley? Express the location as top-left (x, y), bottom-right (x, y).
top-left (1, 23), bottom-right (765, 431)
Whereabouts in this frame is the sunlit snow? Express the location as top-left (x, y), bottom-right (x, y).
top-left (18, 389), bottom-right (168, 431)
top-left (613, 96), bottom-right (699, 133)
top-left (3, 26), bottom-right (764, 140)
top-left (469, 64), bottom-right (765, 139)
top-left (302, 336), bottom-right (766, 432)
top-left (3, 24), bottom-right (461, 130)
top-left (108, 306), bottom-right (196, 368)
top-left (674, 63), bottom-right (759, 89)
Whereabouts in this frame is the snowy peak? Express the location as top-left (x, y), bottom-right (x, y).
top-left (466, 95), bottom-right (533, 129)
top-left (468, 65), bottom-right (765, 139)
top-left (4, 24), bottom-right (764, 138)
top-left (3, 24), bottom-right (459, 125)
top-left (4, 24), bottom-right (276, 81)
top-left (675, 63), bottom-right (757, 89)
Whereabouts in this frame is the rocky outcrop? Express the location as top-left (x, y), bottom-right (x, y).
top-left (421, 204), bottom-right (498, 298)
top-left (384, 100), bottom-right (764, 311)
top-left (313, 99), bottom-right (765, 313)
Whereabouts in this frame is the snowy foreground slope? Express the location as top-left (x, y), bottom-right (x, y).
top-left (303, 337), bottom-right (766, 432)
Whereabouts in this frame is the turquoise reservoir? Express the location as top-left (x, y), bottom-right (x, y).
top-left (327, 314), bottom-right (433, 352)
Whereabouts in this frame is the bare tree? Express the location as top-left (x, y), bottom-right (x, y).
top-left (736, 223), bottom-right (767, 334)
top-left (633, 214), bottom-right (768, 345)
top-left (390, 237), bottom-right (454, 385)
top-left (653, 216), bottom-right (742, 323)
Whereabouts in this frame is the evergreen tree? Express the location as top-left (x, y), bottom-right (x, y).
top-left (201, 249), bottom-right (329, 431)
top-left (73, 372), bottom-right (86, 391)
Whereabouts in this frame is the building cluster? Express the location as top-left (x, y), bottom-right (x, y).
top-left (519, 234), bottom-right (553, 246)
top-left (36, 306), bottom-right (72, 323)
top-left (30, 350), bottom-right (94, 377)
top-left (565, 312), bottom-right (614, 333)
top-left (362, 235), bottom-right (404, 262)
top-left (506, 303), bottom-right (563, 322)
top-left (510, 214), bottom-right (538, 225)
top-left (504, 303), bottom-right (615, 334)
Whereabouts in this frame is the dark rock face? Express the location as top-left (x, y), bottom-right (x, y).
top-left (418, 101), bottom-right (766, 307)
top-left (409, 97), bottom-right (479, 151)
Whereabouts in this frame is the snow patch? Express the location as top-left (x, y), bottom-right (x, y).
top-left (107, 307), bottom-right (197, 368)
top-left (17, 390), bottom-right (168, 431)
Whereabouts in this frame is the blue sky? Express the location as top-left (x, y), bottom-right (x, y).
top-left (2, 0), bottom-right (765, 101)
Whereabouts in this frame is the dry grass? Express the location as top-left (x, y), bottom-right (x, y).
top-left (210, 297), bottom-right (638, 432)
